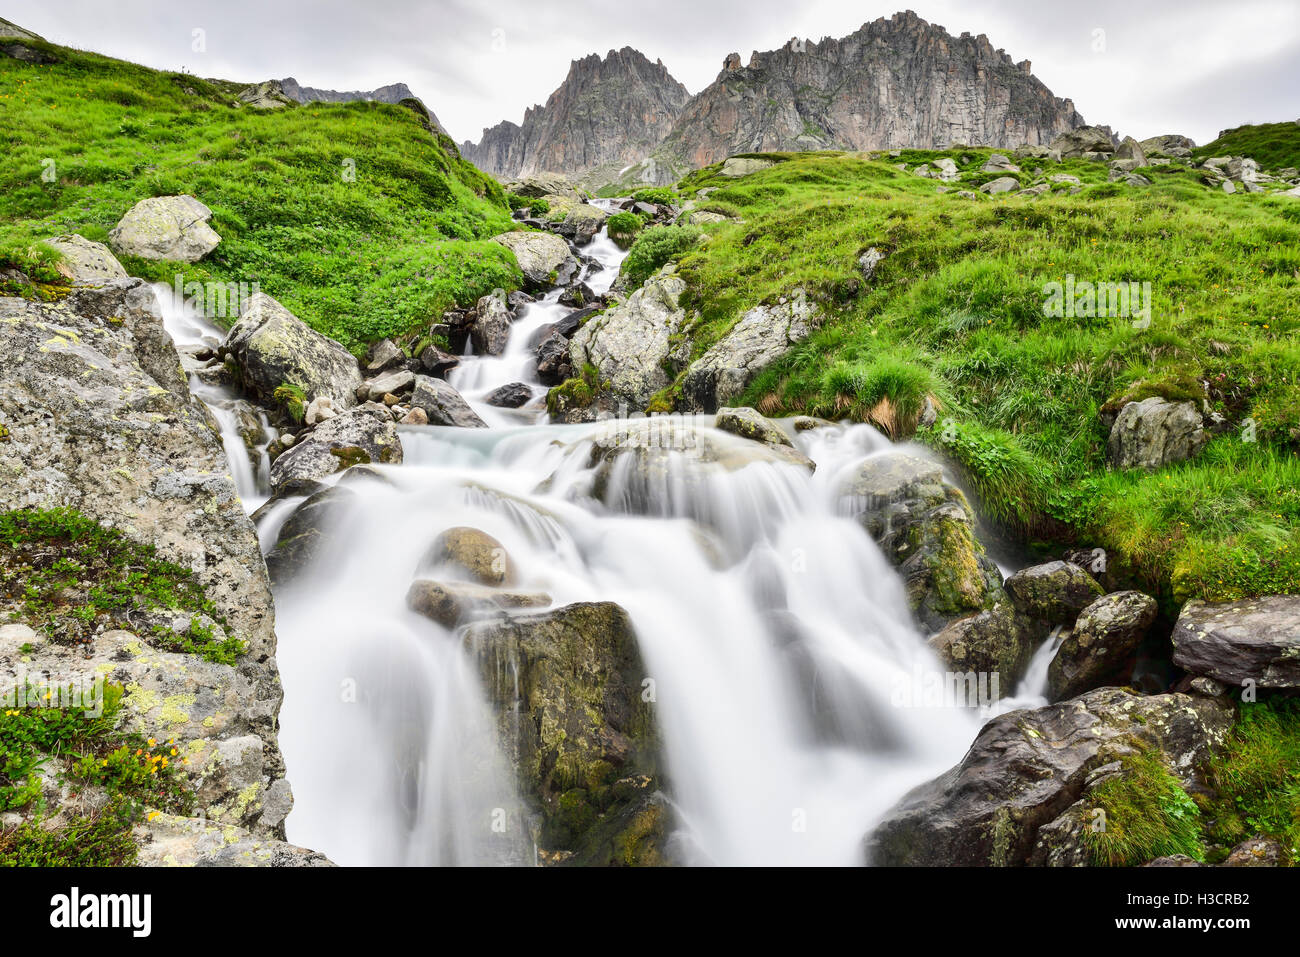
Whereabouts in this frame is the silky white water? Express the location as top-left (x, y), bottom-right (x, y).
top-left (158, 221), bottom-right (986, 866)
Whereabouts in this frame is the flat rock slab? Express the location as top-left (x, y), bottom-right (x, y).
top-left (1172, 595), bottom-right (1300, 688)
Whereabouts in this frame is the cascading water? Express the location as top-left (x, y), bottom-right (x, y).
top-left (160, 214), bottom-right (987, 866)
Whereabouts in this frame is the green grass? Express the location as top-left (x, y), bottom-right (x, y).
top-left (620, 224), bottom-right (700, 289)
top-left (1194, 121), bottom-right (1300, 171)
top-left (0, 37), bottom-right (521, 353)
top-left (0, 507), bottom-right (245, 663)
top-left (652, 148), bottom-right (1300, 602)
top-left (1083, 748), bottom-right (1206, 866)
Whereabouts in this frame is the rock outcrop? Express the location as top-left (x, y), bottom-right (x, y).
top-left (491, 231), bottom-right (579, 291)
top-left (0, 276), bottom-right (300, 855)
top-left (267, 403), bottom-right (403, 494)
top-left (1107, 398), bottom-right (1206, 470)
top-left (656, 12), bottom-right (1084, 176)
top-left (1047, 591), bottom-right (1157, 702)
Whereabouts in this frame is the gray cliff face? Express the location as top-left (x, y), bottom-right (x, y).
top-left (657, 11), bottom-right (1086, 169)
top-left (462, 47), bottom-right (691, 178)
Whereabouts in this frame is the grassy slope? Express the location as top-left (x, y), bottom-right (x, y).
top-left (655, 145), bottom-right (1300, 605)
top-left (1194, 121), bottom-right (1300, 171)
top-left (0, 36), bottom-right (520, 353)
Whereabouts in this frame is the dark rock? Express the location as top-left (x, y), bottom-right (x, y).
top-left (928, 603), bottom-right (1042, 698)
top-left (484, 382), bottom-right (534, 408)
top-left (1171, 595), bottom-right (1300, 689)
top-left (1005, 561), bottom-right (1104, 624)
top-left (264, 486), bottom-right (356, 585)
top-left (535, 333), bottom-right (573, 386)
top-left (1048, 591), bottom-right (1158, 701)
top-left (408, 375), bottom-right (487, 428)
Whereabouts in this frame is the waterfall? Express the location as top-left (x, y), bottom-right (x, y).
top-left (157, 216), bottom-right (983, 866)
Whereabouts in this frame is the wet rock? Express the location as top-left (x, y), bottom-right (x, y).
top-left (535, 332), bottom-right (574, 385)
top-left (714, 406), bottom-right (793, 448)
top-left (418, 526), bottom-right (515, 586)
top-left (680, 295), bottom-right (822, 412)
top-left (838, 452), bottom-right (1003, 634)
top-left (268, 403), bottom-right (402, 493)
top-left (364, 368), bottom-right (415, 401)
top-left (491, 231), bottom-right (579, 290)
top-left (224, 292), bottom-right (362, 409)
top-left (408, 375), bottom-right (487, 428)
top-left (928, 603), bottom-right (1041, 697)
top-left (558, 203), bottom-right (609, 245)
top-left (461, 602), bottom-right (659, 859)
top-left (415, 342), bottom-right (459, 376)
top-left (469, 289), bottom-right (512, 356)
top-left (1107, 398), bottom-right (1205, 470)
top-left (1005, 561), bottom-right (1105, 624)
top-left (108, 195), bottom-right (221, 262)
top-left (484, 382), bottom-right (533, 408)
top-left (559, 281), bottom-right (598, 309)
top-left (406, 580), bottom-right (551, 628)
top-left (1047, 591), bottom-right (1157, 701)
top-left (400, 407), bottom-right (428, 425)
top-left (867, 688), bottom-right (1234, 866)
top-left (1171, 595), bottom-right (1300, 689)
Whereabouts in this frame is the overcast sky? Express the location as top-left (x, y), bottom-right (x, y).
top-left (7, 0), bottom-right (1299, 147)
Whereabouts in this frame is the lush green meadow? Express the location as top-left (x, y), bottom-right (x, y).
top-left (0, 38), bottom-right (519, 352)
top-left (643, 144), bottom-right (1300, 605)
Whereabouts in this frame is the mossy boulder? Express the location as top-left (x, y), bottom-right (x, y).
top-left (267, 403), bottom-right (402, 494)
top-left (714, 406), bottom-right (794, 448)
top-left (928, 602), bottom-right (1042, 697)
top-left (460, 601), bottom-right (663, 861)
top-left (1005, 560), bottom-right (1105, 625)
top-left (1047, 590), bottom-right (1158, 702)
top-left (838, 452), bottom-right (1003, 634)
top-left (108, 194), bottom-right (221, 262)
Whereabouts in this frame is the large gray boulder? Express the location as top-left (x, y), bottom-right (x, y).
top-left (680, 295), bottom-right (821, 412)
top-left (408, 374), bottom-right (488, 428)
top-left (45, 233), bottom-right (129, 285)
top-left (568, 266), bottom-right (690, 409)
top-left (0, 278), bottom-right (293, 845)
top-left (268, 403), bottom-right (402, 494)
top-left (837, 452), bottom-right (1003, 633)
top-left (1047, 590), bottom-right (1158, 701)
top-left (1107, 397), bottom-right (1206, 470)
top-left (223, 292), bottom-right (363, 409)
top-left (1139, 134), bottom-right (1196, 155)
top-left (866, 688), bottom-right (1233, 866)
top-left (1172, 595), bottom-right (1300, 689)
top-left (491, 230), bottom-right (578, 290)
top-left (1005, 560), bottom-right (1105, 624)
top-left (108, 195), bottom-right (222, 262)
top-left (1049, 126), bottom-right (1116, 159)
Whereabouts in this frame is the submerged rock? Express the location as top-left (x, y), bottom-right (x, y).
top-left (406, 580), bottom-right (551, 628)
top-left (417, 526), bottom-right (515, 586)
top-left (264, 485), bottom-right (356, 585)
top-left (714, 406), bottom-right (794, 448)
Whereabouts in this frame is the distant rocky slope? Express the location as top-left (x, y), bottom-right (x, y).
top-left (466, 11), bottom-right (1087, 189)
top-left (277, 76), bottom-right (445, 132)
top-left (461, 47), bottom-right (691, 185)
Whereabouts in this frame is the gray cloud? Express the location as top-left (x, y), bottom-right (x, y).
top-left (7, 0), bottom-right (1297, 146)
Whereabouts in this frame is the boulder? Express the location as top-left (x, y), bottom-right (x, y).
top-left (1107, 398), bottom-right (1206, 470)
top-left (263, 485), bottom-right (355, 584)
top-left (559, 203), bottom-right (609, 244)
top-left (108, 195), bottom-right (221, 262)
top-left (568, 266), bottom-right (690, 409)
top-left (1171, 595), bottom-right (1300, 689)
top-left (418, 526), bottom-right (514, 585)
top-left (1047, 591), bottom-right (1158, 701)
top-left (461, 602), bottom-right (661, 859)
top-left (928, 603), bottom-right (1041, 697)
top-left (714, 406), bottom-right (793, 449)
top-left (484, 382), bottom-right (533, 408)
top-left (837, 452), bottom-right (1003, 633)
top-left (979, 176), bottom-right (1020, 195)
top-left (491, 231), bottom-right (578, 290)
top-left (1113, 136), bottom-right (1147, 164)
top-left (238, 80), bottom-right (293, 109)
top-left (363, 339), bottom-right (406, 375)
top-left (223, 292), bottom-right (362, 409)
top-left (535, 332), bottom-right (574, 385)
top-left (1005, 561), bottom-right (1104, 624)
top-left (680, 295), bottom-right (821, 412)
top-left (933, 157), bottom-right (960, 181)
top-left (504, 173), bottom-right (582, 201)
top-left (1049, 126), bottom-right (1116, 159)
top-left (267, 403), bottom-right (402, 493)
top-left (1138, 134), bottom-right (1196, 155)
top-left (406, 580), bottom-right (550, 628)
top-left (866, 688), bottom-right (1234, 866)
top-left (45, 234), bottom-right (129, 285)
top-left (408, 375), bottom-right (487, 428)
top-left (981, 153), bottom-right (1020, 173)
top-left (469, 289), bottom-right (512, 356)
top-left (364, 368), bottom-right (415, 401)
top-left (720, 157), bottom-right (774, 177)
top-left (415, 342), bottom-right (459, 376)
